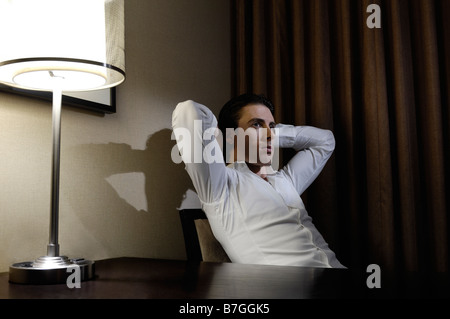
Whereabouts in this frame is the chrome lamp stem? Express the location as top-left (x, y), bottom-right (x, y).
top-left (48, 85), bottom-right (62, 257)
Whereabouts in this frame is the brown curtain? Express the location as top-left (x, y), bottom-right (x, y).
top-left (231, 0), bottom-right (449, 273)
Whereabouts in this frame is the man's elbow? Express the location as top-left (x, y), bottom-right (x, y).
top-left (172, 100), bottom-right (200, 129)
top-left (324, 130), bottom-right (336, 153)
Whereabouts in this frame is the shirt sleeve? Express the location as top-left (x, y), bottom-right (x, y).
top-left (276, 124), bottom-right (335, 196)
top-left (172, 100), bottom-right (228, 204)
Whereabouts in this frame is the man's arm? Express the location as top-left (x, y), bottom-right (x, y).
top-left (276, 124), bottom-right (335, 195)
top-left (172, 100), bottom-right (228, 204)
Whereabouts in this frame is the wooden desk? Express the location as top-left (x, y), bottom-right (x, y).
top-left (0, 257), bottom-right (448, 300)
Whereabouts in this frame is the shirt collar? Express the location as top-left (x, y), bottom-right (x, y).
top-left (228, 161), bottom-right (277, 175)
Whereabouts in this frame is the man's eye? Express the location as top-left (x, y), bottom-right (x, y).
top-left (252, 122), bottom-right (262, 128)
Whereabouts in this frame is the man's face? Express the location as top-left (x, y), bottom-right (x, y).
top-left (233, 103), bottom-right (276, 166)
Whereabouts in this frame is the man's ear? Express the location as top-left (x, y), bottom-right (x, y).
top-left (225, 128), bottom-right (236, 145)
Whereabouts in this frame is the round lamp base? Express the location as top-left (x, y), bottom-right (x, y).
top-left (9, 256), bottom-right (95, 285)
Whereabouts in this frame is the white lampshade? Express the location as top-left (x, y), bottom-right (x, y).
top-left (0, 0), bottom-right (125, 92)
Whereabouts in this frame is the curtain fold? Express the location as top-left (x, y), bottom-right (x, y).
top-left (231, 0), bottom-right (449, 273)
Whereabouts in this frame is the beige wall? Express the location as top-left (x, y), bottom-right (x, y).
top-left (0, 0), bottom-right (230, 272)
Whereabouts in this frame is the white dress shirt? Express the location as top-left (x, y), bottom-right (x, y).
top-left (172, 100), bottom-right (345, 268)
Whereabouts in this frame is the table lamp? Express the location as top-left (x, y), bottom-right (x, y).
top-left (0, 0), bottom-right (125, 284)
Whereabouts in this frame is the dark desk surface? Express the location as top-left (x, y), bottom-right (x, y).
top-left (0, 257), bottom-right (448, 300)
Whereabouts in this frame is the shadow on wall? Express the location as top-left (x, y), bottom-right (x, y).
top-left (64, 128), bottom-right (194, 259)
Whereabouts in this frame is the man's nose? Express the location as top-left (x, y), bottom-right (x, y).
top-left (260, 126), bottom-right (273, 140)
top-left (267, 125), bottom-right (275, 140)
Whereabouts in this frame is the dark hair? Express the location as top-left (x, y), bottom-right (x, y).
top-left (218, 93), bottom-right (275, 162)
top-left (218, 93), bottom-right (274, 134)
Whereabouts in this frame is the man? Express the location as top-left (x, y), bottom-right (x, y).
top-left (172, 94), bottom-right (344, 268)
